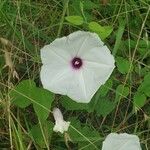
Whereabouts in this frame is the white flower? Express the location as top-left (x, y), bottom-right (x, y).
top-left (52, 107), bottom-right (70, 134)
top-left (40, 31), bottom-right (115, 103)
top-left (102, 133), bottom-right (142, 150)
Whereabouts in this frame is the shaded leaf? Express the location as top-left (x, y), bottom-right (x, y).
top-left (68, 118), bottom-right (101, 149)
top-left (29, 121), bottom-right (53, 148)
top-left (60, 96), bottom-right (88, 111)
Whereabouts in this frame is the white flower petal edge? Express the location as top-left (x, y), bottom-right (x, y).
top-left (52, 108), bottom-right (70, 134)
top-left (40, 31), bottom-right (115, 103)
top-left (102, 133), bottom-right (142, 150)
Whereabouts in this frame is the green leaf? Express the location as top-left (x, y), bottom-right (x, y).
top-left (88, 21), bottom-right (113, 40)
top-left (82, 0), bottom-right (99, 10)
top-left (95, 98), bottom-right (115, 117)
top-left (133, 92), bottom-right (147, 111)
top-left (32, 88), bottom-right (54, 121)
top-left (60, 96), bottom-right (88, 111)
top-left (10, 80), bottom-right (54, 120)
top-left (138, 73), bottom-right (150, 97)
top-left (65, 16), bottom-right (84, 25)
top-left (115, 84), bottom-right (129, 102)
top-left (29, 121), bottom-right (53, 148)
top-left (98, 79), bottom-right (113, 97)
top-left (10, 80), bottom-right (36, 108)
top-left (116, 57), bottom-right (133, 74)
top-left (68, 118), bottom-right (101, 149)
top-left (113, 19), bottom-right (126, 56)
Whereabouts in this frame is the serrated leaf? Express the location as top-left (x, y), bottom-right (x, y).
top-left (133, 92), bottom-right (147, 111)
top-left (88, 21), bottom-right (113, 40)
top-left (115, 84), bottom-right (129, 102)
top-left (32, 88), bottom-right (54, 121)
top-left (29, 121), bottom-right (53, 148)
top-left (116, 57), bottom-right (133, 74)
top-left (10, 80), bottom-right (36, 108)
top-left (65, 16), bottom-right (84, 25)
top-left (95, 98), bottom-right (115, 117)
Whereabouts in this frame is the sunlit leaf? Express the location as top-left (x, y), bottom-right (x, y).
top-left (65, 16), bottom-right (84, 25)
top-left (88, 21), bottom-right (113, 40)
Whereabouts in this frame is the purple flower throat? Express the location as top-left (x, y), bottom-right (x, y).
top-left (71, 57), bottom-right (83, 69)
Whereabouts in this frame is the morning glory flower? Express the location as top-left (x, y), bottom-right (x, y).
top-left (52, 107), bottom-right (70, 134)
top-left (40, 31), bottom-right (115, 103)
top-left (102, 133), bottom-right (142, 150)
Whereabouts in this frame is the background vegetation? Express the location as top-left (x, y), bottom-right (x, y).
top-left (0, 0), bottom-right (150, 149)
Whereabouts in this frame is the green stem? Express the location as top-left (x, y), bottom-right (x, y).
top-left (57, 0), bottom-right (69, 37)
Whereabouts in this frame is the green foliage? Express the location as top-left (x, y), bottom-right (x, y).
top-left (1, 0), bottom-right (150, 149)
top-left (95, 98), bottom-right (115, 117)
top-left (10, 80), bottom-right (35, 108)
top-left (113, 19), bottom-right (126, 56)
top-left (116, 57), bottom-right (133, 74)
top-left (133, 92), bottom-right (147, 111)
top-left (68, 118), bottom-right (101, 149)
top-left (65, 16), bottom-right (84, 25)
top-left (88, 21), bottom-right (113, 40)
top-left (98, 79), bottom-right (113, 97)
top-left (60, 96), bottom-right (88, 111)
top-left (81, 0), bottom-right (99, 10)
top-left (29, 121), bottom-right (53, 148)
top-left (115, 84), bottom-right (129, 102)
top-left (133, 73), bottom-right (150, 111)
top-left (10, 80), bottom-right (54, 120)
top-left (138, 73), bottom-right (150, 97)
top-left (32, 88), bottom-right (54, 121)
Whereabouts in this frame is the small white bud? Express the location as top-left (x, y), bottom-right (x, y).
top-left (52, 108), bottom-right (70, 134)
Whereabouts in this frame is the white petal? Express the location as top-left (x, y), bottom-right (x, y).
top-left (82, 46), bottom-right (115, 66)
top-left (53, 121), bottom-right (70, 134)
top-left (53, 108), bottom-right (64, 122)
top-left (40, 63), bottom-right (69, 94)
top-left (102, 133), bottom-right (142, 150)
top-left (41, 31), bottom-right (102, 60)
top-left (66, 31), bottom-right (104, 57)
top-left (41, 43), bottom-right (71, 64)
top-left (40, 31), bottom-right (115, 103)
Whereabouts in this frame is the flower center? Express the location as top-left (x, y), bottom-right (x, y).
top-left (71, 57), bottom-right (82, 69)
